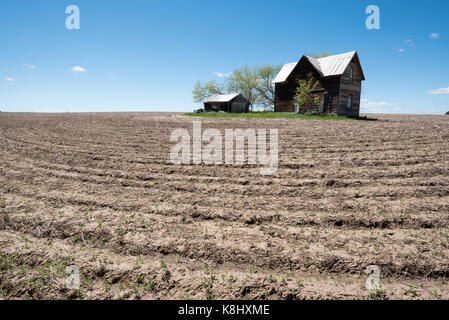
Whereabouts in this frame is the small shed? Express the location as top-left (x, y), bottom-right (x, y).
top-left (204, 93), bottom-right (250, 113)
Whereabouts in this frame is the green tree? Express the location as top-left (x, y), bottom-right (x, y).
top-left (227, 65), bottom-right (260, 111)
top-left (192, 80), bottom-right (225, 103)
top-left (193, 64), bottom-right (282, 111)
top-left (293, 76), bottom-right (321, 113)
top-left (254, 64), bottom-right (282, 111)
top-left (306, 51), bottom-right (331, 59)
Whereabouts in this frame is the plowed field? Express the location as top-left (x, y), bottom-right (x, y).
top-left (1, 112), bottom-right (448, 299)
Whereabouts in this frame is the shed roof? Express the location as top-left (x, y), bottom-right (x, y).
top-left (204, 93), bottom-right (241, 103)
top-left (273, 51), bottom-right (364, 84)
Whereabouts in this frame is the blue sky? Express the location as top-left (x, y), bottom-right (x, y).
top-left (0, 0), bottom-right (448, 114)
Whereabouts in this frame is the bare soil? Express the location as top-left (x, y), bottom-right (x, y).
top-left (0, 112), bottom-right (448, 300)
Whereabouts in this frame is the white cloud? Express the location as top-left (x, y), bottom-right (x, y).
top-left (213, 72), bottom-right (231, 78)
top-left (396, 48), bottom-right (405, 53)
top-left (427, 87), bottom-right (449, 95)
top-left (429, 33), bottom-right (440, 39)
top-left (69, 66), bottom-right (86, 74)
top-left (22, 64), bottom-right (36, 70)
top-left (4, 77), bottom-right (14, 82)
top-left (361, 98), bottom-right (393, 108)
top-left (405, 39), bottom-right (414, 48)
top-left (360, 98), bottom-right (399, 113)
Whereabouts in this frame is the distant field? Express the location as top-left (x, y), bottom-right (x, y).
top-left (185, 111), bottom-right (374, 120)
top-left (0, 112), bottom-right (448, 300)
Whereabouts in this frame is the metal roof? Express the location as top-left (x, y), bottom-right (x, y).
top-left (204, 93), bottom-right (240, 103)
top-left (272, 62), bottom-right (297, 84)
top-left (304, 56), bottom-right (323, 75)
top-left (308, 51), bottom-right (356, 77)
top-left (273, 51), bottom-right (360, 84)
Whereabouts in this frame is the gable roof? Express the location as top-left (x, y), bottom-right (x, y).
top-left (272, 51), bottom-right (365, 84)
top-left (204, 93), bottom-right (241, 103)
top-left (271, 62), bottom-right (297, 84)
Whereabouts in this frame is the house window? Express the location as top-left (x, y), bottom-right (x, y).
top-left (347, 94), bottom-right (353, 108)
top-left (349, 67), bottom-right (354, 82)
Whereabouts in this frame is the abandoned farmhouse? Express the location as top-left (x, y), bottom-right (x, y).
top-left (201, 51), bottom-right (364, 116)
top-left (273, 51), bottom-right (365, 116)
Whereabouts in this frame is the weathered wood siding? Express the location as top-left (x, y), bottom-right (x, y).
top-left (321, 77), bottom-right (340, 115)
top-left (231, 94), bottom-right (250, 113)
top-left (338, 58), bottom-right (362, 117)
top-left (275, 57), bottom-right (324, 113)
top-left (274, 58), bottom-right (341, 115)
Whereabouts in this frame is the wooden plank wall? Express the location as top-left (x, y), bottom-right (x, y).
top-left (275, 58), bottom-right (324, 113)
top-left (338, 59), bottom-right (362, 117)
